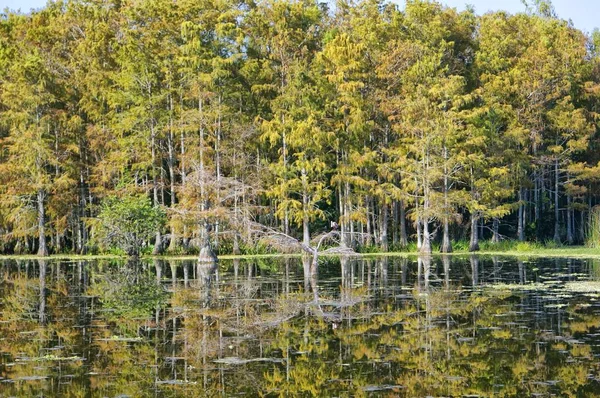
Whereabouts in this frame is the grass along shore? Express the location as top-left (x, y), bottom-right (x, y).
top-left (2, 242), bottom-right (600, 260)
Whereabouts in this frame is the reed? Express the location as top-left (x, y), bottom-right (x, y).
top-left (586, 205), bottom-right (600, 248)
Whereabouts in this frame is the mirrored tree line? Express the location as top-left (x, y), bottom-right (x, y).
top-left (1, 256), bottom-right (600, 396)
top-left (2, 0), bottom-right (600, 256)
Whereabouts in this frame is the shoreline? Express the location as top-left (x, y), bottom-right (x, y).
top-left (2, 246), bottom-right (600, 261)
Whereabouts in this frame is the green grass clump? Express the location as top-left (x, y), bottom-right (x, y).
top-left (586, 206), bottom-right (600, 248)
top-left (451, 239), bottom-right (470, 252)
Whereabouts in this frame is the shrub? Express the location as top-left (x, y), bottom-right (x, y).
top-left (92, 195), bottom-right (166, 258)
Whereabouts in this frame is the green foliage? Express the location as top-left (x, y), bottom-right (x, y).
top-left (92, 196), bottom-right (166, 257)
top-left (0, 0), bottom-right (599, 256)
top-left (586, 206), bottom-right (600, 248)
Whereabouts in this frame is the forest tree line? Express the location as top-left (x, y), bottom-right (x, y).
top-left (1, 0), bottom-right (600, 256)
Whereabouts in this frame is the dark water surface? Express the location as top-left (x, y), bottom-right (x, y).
top-left (1, 255), bottom-right (600, 397)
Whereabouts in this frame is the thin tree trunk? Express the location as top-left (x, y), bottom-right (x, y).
top-left (214, 93), bottom-right (222, 251)
top-left (302, 168), bottom-right (310, 247)
top-left (492, 218), bottom-right (500, 243)
top-left (338, 182), bottom-right (345, 246)
top-left (421, 218), bottom-right (431, 254)
top-left (517, 187), bottom-right (525, 241)
top-left (534, 170), bottom-right (540, 239)
top-left (420, 180), bottom-right (431, 254)
top-left (380, 201), bottom-right (388, 251)
top-left (282, 115), bottom-right (289, 236)
top-left (441, 217), bottom-right (452, 253)
top-left (469, 214), bottom-right (479, 252)
top-left (416, 218), bottom-right (422, 251)
top-left (197, 97), bottom-right (216, 265)
top-left (399, 200), bottom-right (408, 247)
top-left (392, 199), bottom-right (399, 246)
top-left (553, 159), bottom-right (560, 244)
top-left (346, 180), bottom-right (352, 247)
top-left (152, 123), bottom-right (163, 255)
top-left (567, 193), bottom-right (573, 245)
top-left (37, 189), bottom-right (48, 257)
top-left (441, 145), bottom-right (452, 253)
top-left (78, 168), bottom-right (87, 254)
top-left (168, 93), bottom-right (178, 252)
top-left (365, 196), bottom-right (372, 246)
top-left (580, 209), bottom-right (585, 243)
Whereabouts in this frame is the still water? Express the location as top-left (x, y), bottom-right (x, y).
top-left (1, 255), bottom-right (600, 397)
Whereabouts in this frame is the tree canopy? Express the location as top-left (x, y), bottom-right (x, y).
top-left (0, 0), bottom-right (600, 256)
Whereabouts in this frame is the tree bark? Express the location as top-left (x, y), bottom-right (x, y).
top-left (441, 145), bottom-right (452, 253)
top-left (380, 201), bottom-right (388, 252)
top-left (392, 199), bottom-right (399, 246)
top-left (553, 159), bottom-right (561, 244)
top-left (420, 218), bottom-right (432, 254)
top-left (441, 216), bottom-right (452, 253)
top-left (168, 94), bottom-right (178, 252)
top-left (302, 168), bottom-right (310, 247)
top-left (492, 218), bottom-right (500, 243)
top-left (567, 193), bottom-right (573, 245)
top-left (399, 200), bottom-right (408, 247)
top-left (517, 187), bottom-right (525, 241)
top-left (416, 217), bottom-right (422, 250)
top-left (365, 196), bottom-right (373, 246)
top-left (37, 189), bottom-right (48, 257)
top-left (469, 214), bottom-right (480, 252)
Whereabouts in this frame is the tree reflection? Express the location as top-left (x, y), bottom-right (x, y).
top-left (38, 259), bottom-right (47, 325)
top-left (1, 257), bottom-right (600, 396)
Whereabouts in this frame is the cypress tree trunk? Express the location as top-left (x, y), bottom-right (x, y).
top-left (469, 215), bottom-right (480, 252)
top-left (421, 186), bottom-right (432, 254)
top-left (567, 193), bottom-right (573, 244)
top-left (153, 231), bottom-right (162, 255)
top-left (283, 123), bottom-right (290, 236)
top-left (37, 189), bottom-right (48, 257)
top-left (399, 200), bottom-right (408, 247)
top-left (198, 221), bottom-right (217, 266)
top-left (168, 94), bottom-right (178, 252)
top-left (365, 196), bottom-right (373, 246)
top-left (152, 123), bottom-right (163, 255)
top-left (415, 183), bottom-right (422, 250)
top-left (197, 96), bottom-right (216, 266)
top-left (77, 164), bottom-right (87, 254)
top-left (233, 233), bottom-right (241, 255)
top-left (302, 168), bottom-right (310, 247)
top-left (580, 210), bottom-right (585, 243)
top-left (492, 218), bottom-right (500, 243)
top-left (553, 159), bottom-right (561, 244)
top-left (441, 145), bottom-right (452, 253)
top-left (441, 217), bottom-right (452, 253)
top-left (517, 187), bottom-right (525, 241)
top-left (392, 199), bottom-right (399, 246)
top-left (214, 93), bottom-right (222, 252)
top-left (420, 218), bottom-right (431, 254)
top-left (347, 181), bottom-right (354, 247)
top-left (534, 171), bottom-right (541, 239)
top-left (339, 183), bottom-right (345, 246)
top-left (380, 202), bottom-right (388, 252)
top-left (416, 217), bottom-right (422, 250)
top-left (55, 232), bottom-right (61, 254)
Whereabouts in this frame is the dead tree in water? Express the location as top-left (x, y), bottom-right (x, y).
top-left (254, 225), bottom-right (355, 300)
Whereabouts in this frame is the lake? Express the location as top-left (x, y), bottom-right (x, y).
top-left (1, 255), bottom-right (600, 397)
